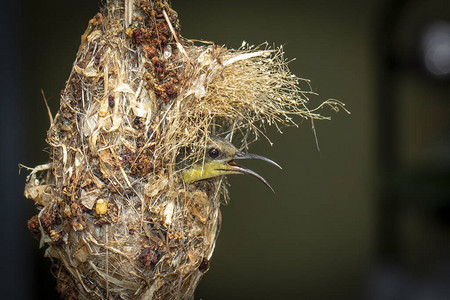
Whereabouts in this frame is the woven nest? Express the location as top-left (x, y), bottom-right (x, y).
top-left (24, 0), bottom-right (345, 299)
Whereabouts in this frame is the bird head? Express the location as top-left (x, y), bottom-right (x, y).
top-left (179, 137), bottom-right (281, 192)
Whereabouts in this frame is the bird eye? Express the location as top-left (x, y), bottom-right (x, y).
top-left (208, 148), bottom-right (220, 159)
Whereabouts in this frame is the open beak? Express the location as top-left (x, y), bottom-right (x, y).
top-left (222, 152), bottom-right (282, 193)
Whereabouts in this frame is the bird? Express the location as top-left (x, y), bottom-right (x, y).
top-left (23, 0), bottom-right (327, 298)
top-left (179, 137), bottom-right (282, 193)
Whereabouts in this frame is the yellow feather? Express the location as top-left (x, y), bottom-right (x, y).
top-left (181, 162), bottom-right (233, 183)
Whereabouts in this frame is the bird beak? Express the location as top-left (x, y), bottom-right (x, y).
top-left (221, 152), bottom-right (282, 193)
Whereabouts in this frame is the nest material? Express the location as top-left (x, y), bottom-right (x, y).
top-left (24, 0), bottom-right (345, 299)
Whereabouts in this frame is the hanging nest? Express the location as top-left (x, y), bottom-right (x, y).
top-left (24, 0), bottom-right (345, 299)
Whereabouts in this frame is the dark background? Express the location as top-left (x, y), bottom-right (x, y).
top-left (2, 0), bottom-right (450, 299)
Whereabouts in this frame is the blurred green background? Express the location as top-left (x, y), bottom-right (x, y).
top-left (3, 0), bottom-right (450, 299)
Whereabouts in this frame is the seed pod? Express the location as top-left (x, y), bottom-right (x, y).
top-left (95, 199), bottom-right (108, 215)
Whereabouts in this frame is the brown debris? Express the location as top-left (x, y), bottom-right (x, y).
top-left (154, 80), bottom-right (177, 103)
top-left (121, 143), bottom-right (156, 178)
top-left (126, 0), bottom-right (183, 104)
top-left (40, 206), bottom-right (61, 235)
top-left (56, 268), bottom-right (78, 300)
top-left (108, 95), bottom-right (115, 108)
top-left (80, 178), bottom-right (95, 191)
top-left (92, 13), bottom-right (104, 27)
top-left (27, 215), bottom-right (41, 239)
top-left (151, 56), bottom-right (165, 74)
top-left (94, 51), bottom-right (102, 66)
top-left (69, 76), bottom-right (83, 102)
top-left (198, 257), bottom-right (210, 273)
top-left (142, 44), bottom-right (156, 58)
top-left (138, 245), bottom-right (160, 270)
top-left (132, 27), bottom-right (146, 44)
top-left (135, 0), bottom-right (153, 15)
top-left (83, 277), bottom-right (97, 291)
